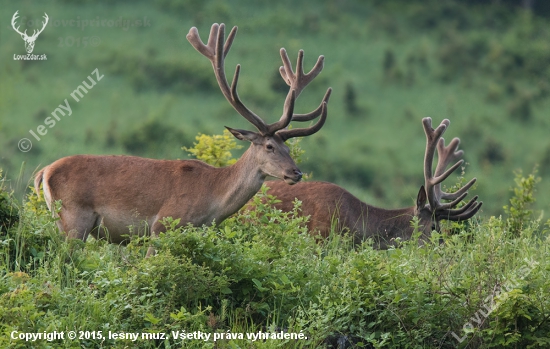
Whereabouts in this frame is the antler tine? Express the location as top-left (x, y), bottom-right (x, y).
top-left (222, 23), bottom-right (235, 58)
top-left (423, 117), bottom-right (481, 220)
top-left (422, 117), bottom-right (449, 210)
top-left (435, 138), bottom-right (462, 176)
top-left (441, 177), bottom-right (477, 201)
top-left (278, 49), bottom-right (325, 122)
top-left (444, 195), bottom-right (479, 216)
top-left (291, 88), bottom-right (332, 122)
top-left (187, 25), bottom-right (214, 58)
top-left (264, 49), bottom-right (325, 135)
top-left (456, 201), bottom-right (483, 221)
top-left (277, 100), bottom-right (329, 141)
top-left (271, 48), bottom-right (330, 137)
top-left (433, 131), bottom-right (480, 209)
top-left (432, 159), bottom-right (463, 187)
top-left (434, 137), bottom-right (465, 200)
top-left (279, 49), bottom-right (324, 97)
top-left (186, 24), bottom-right (269, 134)
top-left (435, 191), bottom-right (469, 211)
top-left (440, 200), bottom-right (483, 222)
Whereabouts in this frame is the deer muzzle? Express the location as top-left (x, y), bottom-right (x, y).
top-left (283, 169), bottom-right (302, 185)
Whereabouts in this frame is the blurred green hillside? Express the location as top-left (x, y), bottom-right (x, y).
top-left (2, 0), bottom-right (550, 217)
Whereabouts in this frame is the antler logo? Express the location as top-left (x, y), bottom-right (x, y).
top-left (11, 11), bottom-right (49, 53)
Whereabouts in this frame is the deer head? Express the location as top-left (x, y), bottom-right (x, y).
top-left (12, 11), bottom-right (49, 53)
top-left (415, 117), bottom-right (482, 234)
top-left (187, 24), bottom-right (331, 184)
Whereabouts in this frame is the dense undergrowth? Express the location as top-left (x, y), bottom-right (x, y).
top-left (1, 146), bottom-right (550, 348)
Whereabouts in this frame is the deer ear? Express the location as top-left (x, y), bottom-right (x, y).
top-left (416, 185), bottom-right (428, 208)
top-left (225, 126), bottom-right (260, 142)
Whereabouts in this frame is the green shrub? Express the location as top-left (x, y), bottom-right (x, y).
top-left (143, 186), bottom-right (314, 325)
top-left (503, 168), bottom-right (541, 236)
top-left (183, 129), bottom-right (243, 167)
top-left (0, 183), bottom-right (60, 273)
top-left (0, 170), bottom-right (18, 233)
top-left (183, 129), bottom-right (307, 169)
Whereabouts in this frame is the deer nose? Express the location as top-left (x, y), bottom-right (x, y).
top-left (283, 168), bottom-right (302, 184)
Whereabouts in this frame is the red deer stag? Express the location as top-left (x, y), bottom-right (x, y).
top-left (34, 23), bottom-right (331, 252)
top-left (265, 118), bottom-right (482, 249)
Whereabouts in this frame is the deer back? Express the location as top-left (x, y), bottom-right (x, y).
top-left (265, 180), bottom-right (421, 248)
top-left (40, 156), bottom-right (235, 221)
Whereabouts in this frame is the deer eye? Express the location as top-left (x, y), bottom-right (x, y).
top-left (266, 144), bottom-right (274, 151)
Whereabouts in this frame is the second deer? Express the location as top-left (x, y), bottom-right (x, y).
top-left (265, 118), bottom-right (482, 248)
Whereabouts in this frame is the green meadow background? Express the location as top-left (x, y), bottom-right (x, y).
top-left (3, 1), bottom-right (550, 348)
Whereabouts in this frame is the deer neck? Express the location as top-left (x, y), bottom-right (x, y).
top-left (357, 204), bottom-right (416, 249)
top-left (215, 148), bottom-right (266, 221)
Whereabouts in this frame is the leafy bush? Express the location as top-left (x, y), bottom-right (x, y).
top-left (183, 129), bottom-right (243, 167)
top-left (183, 129), bottom-right (307, 169)
top-left (503, 168), bottom-right (541, 236)
top-left (0, 170), bottom-right (18, 232)
top-left (0, 181), bottom-right (61, 273)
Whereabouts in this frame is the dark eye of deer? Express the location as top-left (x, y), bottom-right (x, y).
top-left (266, 144), bottom-right (274, 151)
